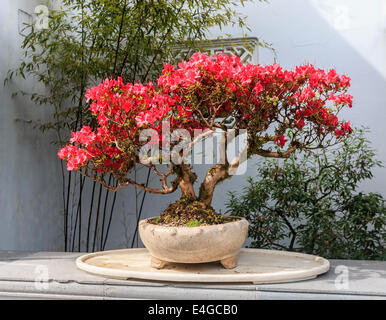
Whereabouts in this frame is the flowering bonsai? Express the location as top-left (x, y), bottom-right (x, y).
top-left (58, 52), bottom-right (353, 227)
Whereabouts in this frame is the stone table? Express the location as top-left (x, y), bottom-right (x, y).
top-left (0, 251), bottom-right (385, 299)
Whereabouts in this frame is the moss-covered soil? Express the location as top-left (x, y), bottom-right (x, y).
top-left (147, 197), bottom-right (239, 227)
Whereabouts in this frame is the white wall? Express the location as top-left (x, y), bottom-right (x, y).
top-left (206, 0), bottom-right (386, 209)
top-left (1, 0), bottom-right (385, 252)
top-left (0, 0), bottom-right (63, 251)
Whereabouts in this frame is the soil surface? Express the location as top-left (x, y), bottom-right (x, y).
top-left (148, 197), bottom-right (239, 227)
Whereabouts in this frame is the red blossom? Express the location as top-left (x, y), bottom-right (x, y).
top-left (58, 53), bottom-right (353, 174)
top-left (275, 135), bottom-right (288, 147)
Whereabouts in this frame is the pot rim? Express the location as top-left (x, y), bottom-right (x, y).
top-left (139, 215), bottom-right (248, 230)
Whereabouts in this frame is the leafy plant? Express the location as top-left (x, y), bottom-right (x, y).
top-left (226, 128), bottom-right (386, 260)
top-left (6, 0), bottom-right (256, 252)
top-left (58, 52), bottom-right (354, 226)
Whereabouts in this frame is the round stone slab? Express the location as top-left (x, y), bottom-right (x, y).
top-left (76, 248), bottom-right (330, 284)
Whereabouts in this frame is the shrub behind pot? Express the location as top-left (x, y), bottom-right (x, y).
top-left (226, 128), bottom-right (386, 261)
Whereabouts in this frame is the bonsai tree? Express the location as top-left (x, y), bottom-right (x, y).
top-left (58, 52), bottom-right (353, 226)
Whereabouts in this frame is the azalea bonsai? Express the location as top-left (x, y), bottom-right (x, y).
top-left (58, 52), bottom-right (353, 227)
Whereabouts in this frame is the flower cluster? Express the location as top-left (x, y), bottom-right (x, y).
top-left (158, 53), bottom-right (353, 137)
top-left (59, 52), bottom-right (353, 175)
top-left (58, 145), bottom-right (92, 171)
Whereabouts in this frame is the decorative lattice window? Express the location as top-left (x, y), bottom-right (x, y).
top-left (179, 37), bottom-right (259, 64)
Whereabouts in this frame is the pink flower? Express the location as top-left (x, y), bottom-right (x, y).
top-left (296, 119), bottom-right (305, 129)
top-left (327, 69), bottom-right (339, 84)
top-left (253, 82), bottom-right (263, 94)
top-left (340, 75), bottom-right (351, 87)
top-left (275, 135), bottom-right (288, 147)
top-left (58, 146), bottom-right (90, 171)
top-left (328, 93), bottom-right (353, 108)
top-left (298, 87), bottom-right (315, 102)
top-left (69, 126), bottom-right (97, 146)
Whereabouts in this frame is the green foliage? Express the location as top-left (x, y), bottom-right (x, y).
top-left (186, 219), bottom-right (203, 227)
top-left (6, 0), bottom-right (258, 139)
top-left (226, 128), bottom-right (386, 260)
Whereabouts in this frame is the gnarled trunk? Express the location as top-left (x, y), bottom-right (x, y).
top-left (179, 179), bottom-right (196, 199)
top-left (199, 164), bottom-right (229, 207)
top-left (178, 164), bottom-right (197, 200)
top-left (198, 153), bottom-right (243, 207)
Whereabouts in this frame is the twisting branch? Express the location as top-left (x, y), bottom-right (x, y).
top-left (256, 145), bottom-right (298, 159)
top-left (178, 164), bottom-right (197, 199)
top-left (79, 166), bottom-right (180, 195)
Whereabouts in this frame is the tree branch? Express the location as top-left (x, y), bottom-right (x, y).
top-left (79, 166), bottom-right (180, 195)
top-left (256, 145), bottom-right (297, 159)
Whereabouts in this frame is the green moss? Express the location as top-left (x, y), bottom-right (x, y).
top-left (186, 219), bottom-right (203, 227)
top-left (188, 171), bottom-right (197, 183)
top-left (209, 168), bottom-right (217, 176)
top-left (152, 216), bottom-right (161, 224)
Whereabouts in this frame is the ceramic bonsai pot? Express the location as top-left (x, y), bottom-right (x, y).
top-left (138, 216), bottom-right (249, 269)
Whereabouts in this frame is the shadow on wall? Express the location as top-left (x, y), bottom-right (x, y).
top-left (0, 0), bottom-right (63, 251)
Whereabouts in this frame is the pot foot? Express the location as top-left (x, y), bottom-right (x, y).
top-left (151, 256), bottom-right (167, 269)
top-left (220, 255), bottom-right (238, 269)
